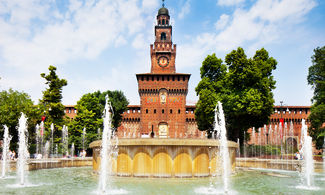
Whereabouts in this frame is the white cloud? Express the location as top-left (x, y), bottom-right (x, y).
top-left (178, 0), bottom-right (316, 69)
top-left (0, 0), bottom-right (151, 72)
top-left (115, 35), bottom-right (127, 47)
top-left (132, 34), bottom-right (146, 49)
top-left (0, 0), bottom-right (158, 104)
top-left (217, 0), bottom-right (245, 6)
top-left (215, 14), bottom-right (230, 30)
top-left (251, 0), bottom-right (316, 22)
top-left (142, 0), bottom-right (159, 13)
top-left (178, 0), bottom-right (191, 19)
top-left (178, 33), bottom-right (216, 69)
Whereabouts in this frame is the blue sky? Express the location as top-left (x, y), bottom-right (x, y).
top-left (0, 0), bottom-right (324, 107)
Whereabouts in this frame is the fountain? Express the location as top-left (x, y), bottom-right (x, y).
top-left (258, 127), bottom-right (262, 157)
top-left (35, 124), bottom-right (40, 155)
top-left (264, 125), bottom-right (267, 158)
top-left (289, 121), bottom-right (294, 166)
top-left (17, 113), bottom-right (29, 185)
top-left (44, 141), bottom-right (50, 159)
top-left (274, 124), bottom-right (278, 158)
top-left (323, 136), bottom-right (325, 175)
top-left (299, 119), bottom-right (314, 188)
top-left (40, 121), bottom-right (44, 157)
top-left (252, 127), bottom-right (256, 157)
top-left (97, 128), bottom-right (101, 139)
top-left (269, 125), bottom-right (273, 160)
top-left (82, 127), bottom-right (86, 151)
top-left (237, 138), bottom-right (240, 157)
top-left (1, 125), bottom-right (12, 178)
top-left (215, 101), bottom-right (231, 193)
top-left (62, 125), bottom-right (69, 157)
top-left (71, 143), bottom-right (75, 158)
top-left (98, 96), bottom-right (115, 193)
top-left (55, 144), bottom-right (58, 158)
top-left (50, 123), bottom-right (54, 157)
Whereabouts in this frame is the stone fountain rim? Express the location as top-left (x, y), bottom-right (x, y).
top-left (89, 138), bottom-right (238, 148)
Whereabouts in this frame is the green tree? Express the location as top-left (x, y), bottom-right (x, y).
top-left (68, 90), bottom-right (128, 152)
top-left (39, 65), bottom-right (67, 143)
top-left (307, 46), bottom-right (325, 149)
top-left (0, 89), bottom-right (41, 150)
top-left (195, 48), bottom-right (277, 145)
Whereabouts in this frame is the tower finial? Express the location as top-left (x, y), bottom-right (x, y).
top-left (162, 0), bottom-right (165, 7)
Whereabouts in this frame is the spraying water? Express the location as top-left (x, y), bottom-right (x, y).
top-left (237, 138), bottom-right (240, 157)
top-left (35, 124), bottom-right (40, 155)
top-left (44, 141), bottom-right (50, 159)
top-left (259, 128), bottom-right (262, 157)
top-left (252, 127), bottom-right (256, 157)
top-left (269, 125), bottom-right (273, 160)
top-left (40, 121), bottom-right (44, 157)
top-left (289, 121), bottom-right (294, 165)
top-left (274, 125), bottom-right (278, 158)
top-left (97, 128), bottom-right (101, 139)
top-left (51, 123), bottom-right (54, 157)
top-left (55, 144), bottom-right (58, 158)
top-left (300, 119), bottom-right (314, 187)
top-left (323, 136), bottom-right (325, 176)
top-left (264, 125), bottom-right (267, 158)
top-left (243, 132), bottom-right (247, 166)
top-left (214, 102), bottom-right (231, 193)
top-left (1, 125), bottom-right (12, 178)
top-left (62, 125), bottom-right (69, 157)
top-left (17, 113), bottom-right (29, 185)
top-left (82, 127), bottom-right (86, 151)
top-left (98, 96), bottom-right (118, 193)
top-left (71, 143), bottom-right (75, 158)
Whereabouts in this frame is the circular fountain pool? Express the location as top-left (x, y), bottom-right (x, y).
top-left (1, 167), bottom-right (325, 194)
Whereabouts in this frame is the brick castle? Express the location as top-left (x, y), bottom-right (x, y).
top-left (65, 5), bottom-right (311, 149)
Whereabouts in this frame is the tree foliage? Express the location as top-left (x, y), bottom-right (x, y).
top-left (307, 46), bottom-right (325, 149)
top-left (0, 89), bottom-right (41, 150)
top-left (39, 65), bottom-right (67, 143)
top-left (68, 90), bottom-right (129, 151)
top-left (195, 48), bottom-right (277, 144)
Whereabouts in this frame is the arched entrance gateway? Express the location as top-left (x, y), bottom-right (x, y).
top-left (285, 137), bottom-right (298, 152)
top-left (158, 123), bottom-right (168, 138)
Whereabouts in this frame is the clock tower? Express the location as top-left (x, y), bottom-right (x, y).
top-left (136, 3), bottom-right (191, 138)
top-left (150, 5), bottom-right (176, 74)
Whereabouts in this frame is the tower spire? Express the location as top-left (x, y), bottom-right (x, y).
top-left (162, 0), bottom-right (165, 7)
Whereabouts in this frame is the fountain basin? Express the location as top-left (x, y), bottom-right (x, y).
top-left (236, 158), bottom-right (325, 172)
top-left (90, 138), bottom-right (238, 177)
top-left (2, 158), bottom-right (92, 172)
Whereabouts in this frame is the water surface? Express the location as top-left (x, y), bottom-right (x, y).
top-left (1, 167), bottom-right (324, 195)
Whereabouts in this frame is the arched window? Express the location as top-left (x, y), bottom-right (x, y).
top-left (158, 20), bottom-right (161, 25)
top-left (162, 19), bottom-right (165, 25)
top-left (166, 20), bottom-right (169, 25)
top-left (161, 32), bottom-right (166, 41)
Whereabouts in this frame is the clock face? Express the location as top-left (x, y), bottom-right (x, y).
top-left (158, 56), bottom-right (169, 67)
